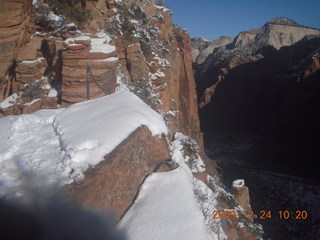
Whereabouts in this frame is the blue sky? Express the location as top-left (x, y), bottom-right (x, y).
top-left (165, 0), bottom-right (320, 40)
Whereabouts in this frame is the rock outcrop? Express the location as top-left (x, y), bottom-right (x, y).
top-left (62, 35), bottom-right (118, 103)
top-left (66, 126), bottom-right (170, 218)
top-left (231, 179), bottom-right (251, 211)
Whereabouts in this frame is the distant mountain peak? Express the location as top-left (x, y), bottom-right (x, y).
top-left (266, 17), bottom-right (302, 27)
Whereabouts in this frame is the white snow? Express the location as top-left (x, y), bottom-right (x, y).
top-left (65, 38), bottom-right (75, 44)
top-left (75, 36), bottom-right (91, 41)
top-left (21, 58), bottom-right (44, 64)
top-left (232, 179), bottom-right (245, 188)
top-left (66, 23), bottom-right (76, 27)
top-left (64, 32), bottom-right (115, 54)
top-left (24, 99), bottom-right (41, 106)
top-left (90, 33), bottom-right (115, 54)
top-left (0, 91), bottom-right (167, 194)
top-left (154, 5), bottom-right (172, 13)
top-left (47, 89), bottom-right (58, 98)
top-left (68, 43), bottom-right (82, 47)
top-left (92, 57), bottom-right (119, 62)
top-left (46, 11), bottom-right (66, 27)
top-left (90, 42), bottom-right (116, 54)
top-left (120, 132), bottom-right (225, 240)
top-left (0, 93), bottom-right (18, 108)
top-left (120, 169), bottom-right (214, 240)
top-left (149, 69), bottom-right (165, 80)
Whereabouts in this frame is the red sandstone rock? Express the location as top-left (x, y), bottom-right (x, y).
top-left (66, 126), bottom-right (170, 219)
top-left (126, 43), bottom-right (149, 81)
top-left (0, 0), bottom-right (33, 101)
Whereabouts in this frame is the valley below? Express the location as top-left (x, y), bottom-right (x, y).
top-left (205, 134), bottom-right (320, 240)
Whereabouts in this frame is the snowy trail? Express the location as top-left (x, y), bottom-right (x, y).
top-left (0, 91), bottom-right (167, 195)
top-left (0, 111), bottom-right (70, 193)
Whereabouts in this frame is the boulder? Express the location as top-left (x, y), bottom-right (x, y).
top-left (66, 126), bottom-right (170, 219)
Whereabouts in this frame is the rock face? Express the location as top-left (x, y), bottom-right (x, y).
top-left (66, 126), bottom-right (170, 218)
top-left (62, 35), bottom-right (118, 104)
top-left (192, 36), bottom-right (233, 65)
top-left (0, 0), bottom-right (33, 102)
top-left (193, 18), bottom-right (320, 180)
top-left (15, 36), bottom-right (46, 86)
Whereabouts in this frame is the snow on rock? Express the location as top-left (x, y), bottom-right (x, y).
top-left (90, 42), bottom-right (116, 54)
top-left (149, 69), bottom-right (165, 80)
top-left (232, 179), bottom-right (245, 188)
top-left (154, 5), bottom-right (172, 14)
top-left (54, 91), bottom-right (168, 181)
top-left (65, 32), bottom-right (115, 54)
top-left (21, 57), bottom-right (44, 64)
top-left (0, 91), bottom-right (167, 194)
top-left (0, 110), bottom-right (67, 195)
top-left (75, 36), bottom-right (91, 41)
top-left (90, 32), bottom-right (115, 54)
top-left (47, 89), bottom-right (58, 98)
top-left (46, 11), bottom-right (66, 27)
top-left (92, 57), bottom-right (119, 62)
top-left (119, 169), bottom-right (214, 240)
top-left (0, 94), bottom-right (18, 108)
top-left (172, 132), bottom-right (206, 173)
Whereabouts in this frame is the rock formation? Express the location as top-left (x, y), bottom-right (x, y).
top-left (0, 0), bottom-right (34, 102)
top-left (67, 126), bottom-right (170, 218)
top-left (192, 36), bottom-right (233, 65)
top-left (193, 18), bottom-right (320, 180)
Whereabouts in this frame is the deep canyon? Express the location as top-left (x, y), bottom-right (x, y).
top-left (0, 1), bottom-right (319, 240)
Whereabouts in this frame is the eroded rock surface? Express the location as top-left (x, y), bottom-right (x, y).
top-left (66, 126), bottom-right (170, 219)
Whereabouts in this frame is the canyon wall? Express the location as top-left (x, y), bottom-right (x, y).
top-left (193, 17), bottom-right (320, 180)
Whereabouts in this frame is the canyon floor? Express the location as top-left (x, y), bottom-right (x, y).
top-left (205, 135), bottom-right (320, 240)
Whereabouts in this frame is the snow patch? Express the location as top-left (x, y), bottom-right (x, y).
top-left (21, 58), bottom-right (44, 64)
top-left (75, 36), bottom-right (91, 41)
top-left (92, 57), bottom-right (119, 62)
top-left (0, 94), bottom-right (18, 108)
top-left (47, 89), bottom-right (58, 98)
top-left (233, 179), bottom-right (245, 188)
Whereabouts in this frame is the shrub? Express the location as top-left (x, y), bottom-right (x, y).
top-left (127, 80), bottom-right (160, 110)
top-left (105, 3), bottom-right (148, 42)
top-left (140, 40), bottom-right (152, 56)
top-left (47, 0), bottom-right (91, 22)
top-left (21, 80), bottom-right (43, 99)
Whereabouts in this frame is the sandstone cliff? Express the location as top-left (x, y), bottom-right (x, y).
top-left (0, 0), bottom-right (34, 102)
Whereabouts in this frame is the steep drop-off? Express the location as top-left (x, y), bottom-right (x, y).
top-left (193, 17), bottom-right (320, 180)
